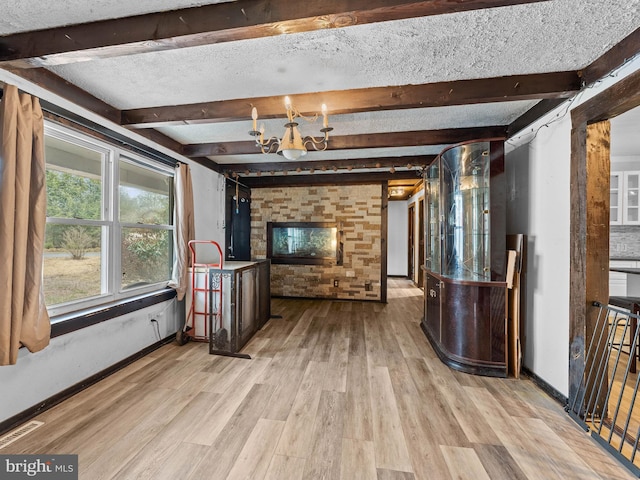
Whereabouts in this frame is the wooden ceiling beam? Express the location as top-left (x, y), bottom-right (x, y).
top-left (581, 27), bottom-right (640, 87)
top-left (6, 67), bottom-right (121, 124)
top-left (507, 27), bottom-right (640, 137)
top-left (122, 72), bottom-right (579, 128)
top-left (6, 67), bottom-right (220, 171)
top-left (241, 170), bottom-right (421, 188)
top-left (0, 0), bottom-right (550, 68)
top-left (507, 98), bottom-right (568, 137)
top-left (220, 155), bottom-right (435, 174)
top-left (182, 126), bottom-right (507, 157)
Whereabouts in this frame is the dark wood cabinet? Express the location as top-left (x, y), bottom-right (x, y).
top-left (421, 140), bottom-right (507, 377)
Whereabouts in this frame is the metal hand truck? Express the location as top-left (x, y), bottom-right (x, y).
top-left (176, 240), bottom-right (224, 345)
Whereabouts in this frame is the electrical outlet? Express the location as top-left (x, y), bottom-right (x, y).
top-left (334, 279), bottom-right (339, 287)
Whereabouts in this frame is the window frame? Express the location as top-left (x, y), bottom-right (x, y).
top-left (43, 121), bottom-right (175, 320)
top-left (116, 154), bottom-right (175, 296)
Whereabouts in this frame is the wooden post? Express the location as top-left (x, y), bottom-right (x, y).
top-left (569, 120), bottom-right (610, 413)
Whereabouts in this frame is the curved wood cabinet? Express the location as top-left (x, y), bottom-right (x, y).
top-left (422, 271), bottom-right (507, 376)
top-left (421, 140), bottom-right (507, 377)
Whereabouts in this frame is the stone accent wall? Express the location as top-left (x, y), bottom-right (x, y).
top-left (251, 184), bottom-right (382, 300)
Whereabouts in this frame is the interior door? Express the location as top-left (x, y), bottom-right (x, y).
top-left (418, 198), bottom-right (425, 287)
top-left (225, 179), bottom-right (251, 261)
top-left (408, 205), bottom-right (415, 281)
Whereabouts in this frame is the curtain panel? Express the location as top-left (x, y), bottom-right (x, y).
top-left (169, 162), bottom-right (196, 301)
top-left (0, 84), bottom-right (50, 366)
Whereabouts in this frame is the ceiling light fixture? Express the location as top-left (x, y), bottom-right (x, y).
top-left (249, 96), bottom-right (333, 161)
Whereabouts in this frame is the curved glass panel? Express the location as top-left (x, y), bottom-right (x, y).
top-left (441, 142), bottom-right (491, 281)
top-left (425, 162), bottom-right (441, 274)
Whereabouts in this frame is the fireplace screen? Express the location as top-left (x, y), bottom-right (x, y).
top-left (267, 222), bottom-right (342, 265)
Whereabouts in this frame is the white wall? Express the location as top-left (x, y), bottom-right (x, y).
top-left (506, 126), bottom-right (571, 395)
top-left (505, 55), bottom-right (640, 396)
top-left (388, 200), bottom-right (409, 276)
top-left (0, 300), bottom-right (179, 422)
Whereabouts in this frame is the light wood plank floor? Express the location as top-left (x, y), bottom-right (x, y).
top-left (4, 279), bottom-right (635, 479)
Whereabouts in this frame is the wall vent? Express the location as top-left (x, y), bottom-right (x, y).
top-left (0, 421), bottom-right (44, 450)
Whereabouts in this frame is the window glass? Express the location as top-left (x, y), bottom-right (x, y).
top-left (119, 158), bottom-right (173, 292)
top-left (119, 160), bottom-right (171, 224)
top-left (44, 133), bottom-right (108, 310)
top-left (121, 227), bottom-right (172, 289)
top-left (43, 224), bottom-right (103, 305)
top-left (43, 124), bottom-right (174, 317)
top-left (45, 135), bottom-right (103, 220)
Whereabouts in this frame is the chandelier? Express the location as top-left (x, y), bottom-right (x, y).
top-left (249, 96), bottom-right (333, 161)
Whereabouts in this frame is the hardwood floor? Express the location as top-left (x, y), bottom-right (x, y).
top-left (3, 278), bottom-right (635, 479)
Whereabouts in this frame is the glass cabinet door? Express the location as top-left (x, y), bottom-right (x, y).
top-left (425, 162), bottom-right (441, 274)
top-left (440, 142), bottom-right (491, 281)
top-left (623, 171), bottom-right (640, 225)
top-left (610, 172), bottom-right (622, 225)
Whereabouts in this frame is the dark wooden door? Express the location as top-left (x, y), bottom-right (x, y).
top-left (418, 198), bottom-right (425, 287)
top-left (225, 180), bottom-right (251, 261)
top-left (408, 205), bottom-right (415, 281)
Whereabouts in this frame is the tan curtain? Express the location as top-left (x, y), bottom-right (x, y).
top-left (0, 84), bottom-right (50, 366)
top-left (168, 162), bottom-right (196, 301)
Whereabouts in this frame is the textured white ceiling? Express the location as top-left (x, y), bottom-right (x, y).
top-left (47, 0), bottom-right (640, 109)
top-left (211, 145), bottom-right (447, 166)
top-left (157, 101), bottom-right (537, 143)
top-left (0, 0), bottom-right (231, 35)
top-left (1, 0), bottom-right (638, 168)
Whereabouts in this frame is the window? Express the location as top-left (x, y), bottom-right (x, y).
top-left (119, 158), bottom-right (173, 289)
top-left (43, 123), bottom-right (174, 317)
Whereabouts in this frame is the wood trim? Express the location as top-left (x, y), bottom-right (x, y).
top-left (408, 203), bottom-right (415, 285)
top-left (381, 182), bottom-right (388, 303)
top-left (427, 270), bottom-right (508, 288)
top-left (240, 170), bottom-right (421, 188)
top-left (41, 107), bottom-right (179, 168)
top-left (569, 119), bottom-right (610, 408)
top-left (581, 27), bottom-right (640, 86)
top-left (8, 67), bottom-right (121, 124)
top-left (182, 126), bottom-right (508, 157)
top-left (569, 120), bottom-right (588, 403)
top-left (489, 140), bottom-right (506, 282)
top-left (507, 98), bottom-right (568, 137)
top-left (122, 72), bottom-right (579, 128)
top-left (521, 366), bottom-right (568, 405)
top-left (0, 0), bottom-right (551, 68)
top-left (0, 334), bottom-right (176, 437)
top-left (509, 28), bottom-right (640, 136)
top-left (51, 289), bottom-right (177, 338)
top-left (8, 68), bottom-right (224, 171)
top-left (568, 72), bottom-right (640, 405)
top-left (221, 155), bottom-right (434, 175)
top-left (571, 69), bottom-right (640, 126)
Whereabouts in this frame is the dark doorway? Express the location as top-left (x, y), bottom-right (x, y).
top-left (225, 179), bottom-right (251, 261)
top-left (408, 204), bottom-right (415, 282)
top-left (418, 198), bottom-right (425, 288)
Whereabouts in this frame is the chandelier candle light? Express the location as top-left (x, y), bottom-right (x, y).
top-left (249, 96), bottom-right (333, 161)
